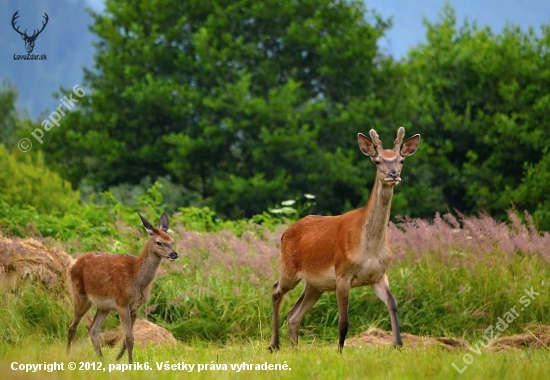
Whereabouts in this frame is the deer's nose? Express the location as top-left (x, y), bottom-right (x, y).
top-left (389, 170), bottom-right (399, 180)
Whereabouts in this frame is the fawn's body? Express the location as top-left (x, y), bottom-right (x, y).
top-left (66, 213), bottom-right (177, 363)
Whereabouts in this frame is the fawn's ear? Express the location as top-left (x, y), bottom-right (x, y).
top-left (400, 134), bottom-right (421, 157)
top-left (158, 212), bottom-right (169, 232)
top-left (138, 213), bottom-right (155, 235)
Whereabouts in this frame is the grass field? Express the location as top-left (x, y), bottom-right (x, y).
top-left (1, 199), bottom-right (549, 379)
top-left (2, 338), bottom-right (550, 380)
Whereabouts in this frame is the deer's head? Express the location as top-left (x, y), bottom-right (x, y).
top-left (139, 212), bottom-right (178, 261)
top-left (357, 127), bottom-right (420, 186)
top-left (11, 11), bottom-right (49, 54)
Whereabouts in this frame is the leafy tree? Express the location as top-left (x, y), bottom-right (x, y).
top-left (43, 0), bottom-right (423, 218)
top-left (512, 148), bottom-right (550, 230)
top-left (0, 80), bottom-right (19, 150)
top-left (402, 6), bottom-right (550, 220)
top-left (40, 1), bottom-right (550, 226)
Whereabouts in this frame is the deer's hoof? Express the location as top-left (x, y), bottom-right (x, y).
top-left (392, 343), bottom-right (403, 351)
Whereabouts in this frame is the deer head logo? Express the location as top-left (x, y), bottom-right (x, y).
top-left (11, 11), bottom-right (49, 54)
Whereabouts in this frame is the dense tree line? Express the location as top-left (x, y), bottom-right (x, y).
top-left (3, 2), bottom-right (550, 229)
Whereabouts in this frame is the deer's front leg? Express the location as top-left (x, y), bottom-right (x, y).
top-left (372, 274), bottom-right (403, 347)
top-left (336, 277), bottom-right (351, 352)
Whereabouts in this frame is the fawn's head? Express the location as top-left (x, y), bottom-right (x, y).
top-left (357, 127), bottom-right (420, 186)
top-left (138, 212), bottom-right (178, 261)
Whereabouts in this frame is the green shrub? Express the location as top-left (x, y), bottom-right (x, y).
top-left (0, 145), bottom-right (79, 214)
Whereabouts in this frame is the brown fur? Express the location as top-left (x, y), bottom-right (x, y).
top-left (66, 213), bottom-right (178, 363)
top-left (270, 128), bottom-right (420, 352)
top-left (69, 244), bottom-right (158, 314)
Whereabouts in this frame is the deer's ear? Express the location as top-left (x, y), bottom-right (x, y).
top-left (158, 212), bottom-right (169, 232)
top-left (400, 134), bottom-right (421, 157)
top-left (358, 133), bottom-right (377, 157)
top-left (138, 213), bottom-right (155, 236)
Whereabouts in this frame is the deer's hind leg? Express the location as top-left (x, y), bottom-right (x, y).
top-left (67, 294), bottom-right (91, 354)
top-left (269, 274), bottom-right (300, 351)
top-left (287, 282), bottom-right (323, 346)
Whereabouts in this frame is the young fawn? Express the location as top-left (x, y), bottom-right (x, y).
top-left (270, 127), bottom-right (420, 352)
top-left (66, 212), bottom-right (178, 363)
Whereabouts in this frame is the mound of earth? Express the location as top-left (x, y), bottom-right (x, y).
top-left (348, 326), bottom-right (550, 351)
top-left (488, 325), bottom-right (550, 351)
top-left (0, 237), bottom-right (73, 291)
top-left (346, 328), bottom-right (468, 350)
top-left (101, 320), bottom-right (177, 348)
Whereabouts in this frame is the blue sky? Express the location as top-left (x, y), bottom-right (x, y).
top-left (85, 0), bottom-right (550, 59)
top-left (366, 0), bottom-right (550, 57)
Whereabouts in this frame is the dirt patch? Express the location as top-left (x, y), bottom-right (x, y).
top-left (0, 237), bottom-right (73, 291)
top-left (101, 320), bottom-right (177, 348)
top-left (346, 327), bottom-right (468, 350)
top-left (487, 325), bottom-right (550, 351)
top-left (348, 326), bottom-right (550, 351)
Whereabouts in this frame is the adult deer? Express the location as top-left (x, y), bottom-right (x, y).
top-left (66, 212), bottom-right (178, 363)
top-left (269, 127), bottom-right (420, 352)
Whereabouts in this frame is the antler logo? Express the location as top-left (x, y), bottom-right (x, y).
top-left (11, 11), bottom-right (49, 54)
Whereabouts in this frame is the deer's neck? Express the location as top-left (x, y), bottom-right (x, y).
top-left (363, 175), bottom-right (394, 249)
top-left (135, 241), bottom-right (162, 290)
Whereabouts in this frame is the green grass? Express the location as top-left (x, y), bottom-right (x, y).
top-left (1, 253), bottom-right (549, 380)
top-left (2, 251), bottom-right (547, 348)
top-left (2, 191), bottom-right (550, 379)
top-left (2, 338), bottom-right (550, 379)
top-left (144, 251), bottom-right (550, 342)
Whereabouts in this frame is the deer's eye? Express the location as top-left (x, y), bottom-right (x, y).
top-left (156, 241), bottom-right (162, 246)
top-left (375, 160), bottom-right (381, 165)
top-left (400, 159), bottom-right (405, 164)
